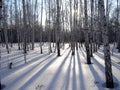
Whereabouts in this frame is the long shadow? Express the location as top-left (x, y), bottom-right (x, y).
top-left (2, 55), bottom-right (55, 88)
top-left (20, 45), bottom-right (66, 66)
top-left (99, 49), bottom-right (120, 64)
top-left (99, 48), bottom-right (120, 61)
top-left (1, 51), bottom-right (43, 69)
top-left (63, 55), bottom-right (72, 90)
top-left (92, 56), bottom-right (105, 73)
top-left (96, 52), bottom-right (120, 70)
top-left (1, 53), bottom-right (54, 79)
top-left (76, 51), bottom-right (85, 90)
top-left (19, 48), bottom-right (71, 90)
top-left (2, 53), bottom-right (23, 63)
top-left (13, 53), bottom-right (49, 66)
top-left (93, 53), bottom-right (120, 88)
top-left (72, 55), bottom-right (77, 90)
top-left (88, 60), bottom-right (103, 90)
top-left (61, 47), bottom-right (70, 56)
top-left (47, 49), bottom-right (71, 90)
top-left (79, 47), bottom-right (86, 58)
top-left (18, 53), bottom-right (53, 68)
top-left (111, 54), bottom-right (120, 61)
top-left (28, 50), bottom-right (42, 55)
top-left (2, 47), bottom-right (70, 77)
top-left (2, 50), bottom-right (23, 58)
top-left (1, 54), bottom-right (24, 68)
top-left (80, 48), bottom-right (119, 89)
top-left (19, 57), bottom-right (58, 90)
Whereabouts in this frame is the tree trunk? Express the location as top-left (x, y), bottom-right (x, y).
top-left (56, 0), bottom-right (61, 56)
top-left (15, 0), bottom-right (20, 50)
top-left (90, 0), bottom-right (94, 57)
top-left (116, 0), bottom-right (120, 52)
top-left (84, 0), bottom-right (91, 64)
top-left (48, 0), bottom-right (52, 53)
top-left (98, 0), bottom-right (114, 88)
top-left (40, 0), bottom-right (43, 54)
top-left (22, 0), bottom-right (27, 54)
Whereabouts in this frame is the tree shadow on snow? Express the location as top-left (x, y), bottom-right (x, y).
top-left (19, 49), bottom-right (69, 90)
top-left (72, 55), bottom-right (77, 90)
top-left (93, 52), bottom-right (120, 89)
top-left (3, 53), bottom-right (51, 78)
top-left (76, 51), bottom-right (86, 90)
top-left (96, 52), bottom-right (120, 70)
top-left (61, 55), bottom-right (72, 90)
top-left (47, 49), bottom-right (71, 90)
top-left (99, 48), bottom-right (120, 62)
top-left (4, 53), bottom-right (56, 90)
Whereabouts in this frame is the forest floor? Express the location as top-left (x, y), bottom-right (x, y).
top-left (0, 43), bottom-right (120, 90)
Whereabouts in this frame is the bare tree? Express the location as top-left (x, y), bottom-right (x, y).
top-left (0, 0), bottom-right (2, 88)
top-left (116, 0), bottom-right (120, 52)
top-left (15, 0), bottom-right (21, 50)
top-left (56, 0), bottom-right (61, 56)
top-left (39, 0), bottom-right (43, 54)
top-left (31, 0), bottom-right (38, 50)
top-left (48, 0), bottom-right (52, 53)
top-left (84, 0), bottom-right (91, 64)
top-left (9, 0), bottom-right (13, 48)
top-left (90, 0), bottom-right (94, 57)
top-left (98, 0), bottom-right (114, 88)
top-left (22, 0), bottom-right (27, 54)
top-left (22, 0), bottom-right (28, 64)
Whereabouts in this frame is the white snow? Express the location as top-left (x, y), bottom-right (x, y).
top-left (0, 43), bottom-right (120, 90)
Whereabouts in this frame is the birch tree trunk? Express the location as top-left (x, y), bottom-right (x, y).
top-left (75, 0), bottom-right (78, 51)
top-left (31, 0), bottom-right (38, 50)
top-left (94, 0), bottom-right (98, 52)
top-left (15, 0), bottom-right (20, 50)
top-left (18, 2), bottom-right (22, 50)
top-left (69, 0), bottom-right (75, 55)
top-left (98, 0), bottom-right (114, 88)
top-left (61, 1), bottom-right (65, 49)
top-left (48, 0), bottom-right (52, 53)
top-left (0, 0), bottom-right (2, 88)
top-left (79, 0), bottom-right (83, 47)
top-left (71, 0), bottom-right (76, 55)
top-left (40, 0), bottom-right (43, 54)
top-left (116, 0), bottom-right (120, 52)
top-left (10, 0), bottom-right (13, 48)
top-left (84, 0), bottom-right (91, 64)
top-left (22, 0), bottom-right (27, 54)
top-left (56, 0), bottom-right (60, 56)
top-left (90, 0), bottom-right (94, 57)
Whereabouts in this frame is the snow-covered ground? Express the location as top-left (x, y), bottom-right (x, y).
top-left (0, 43), bottom-right (120, 90)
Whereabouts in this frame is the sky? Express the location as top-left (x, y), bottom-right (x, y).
top-left (37, 0), bottom-right (118, 26)
top-left (5, 0), bottom-right (119, 26)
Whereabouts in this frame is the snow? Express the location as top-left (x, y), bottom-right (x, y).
top-left (0, 43), bottom-right (120, 90)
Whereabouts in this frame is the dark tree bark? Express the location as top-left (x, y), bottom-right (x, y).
top-left (90, 0), bottom-right (94, 57)
top-left (56, 0), bottom-right (61, 56)
top-left (116, 0), bottom-right (120, 52)
top-left (22, 0), bottom-right (27, 54)
top-left (40, 0), bottom-right (43, 54)
top-left (84, 0), bottom-right (91, 64)
top-left (98, 0), bottom-right (114, 88)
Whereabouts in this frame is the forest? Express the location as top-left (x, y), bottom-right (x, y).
top-left (0, 0), bottom-right (120, 90)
